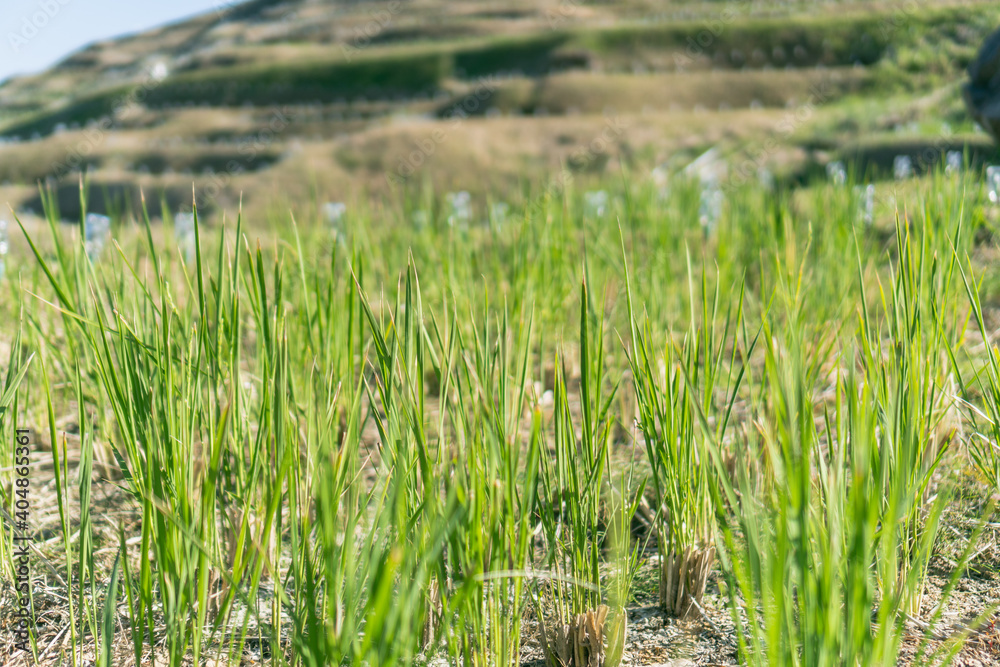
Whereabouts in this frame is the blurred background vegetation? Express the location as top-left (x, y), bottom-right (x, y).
top-left (1, 0), bottom-right (998, 222)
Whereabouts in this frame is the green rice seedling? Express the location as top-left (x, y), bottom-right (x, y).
top-left (0, 319), bottom-right (35, 660)
top-left (286, 349), bottom-right (365, 664)
top-left (715, 180), bottom-right (785, 294)
top-left (803, 179), bottom-right (872, 322)
top-left (36, 345), bottom-right (76, 664)
top-left (287, 345), bottom-right (468, 665)
top-left (21, 202), bottom-right (266, 666)
top-left (398, 250), bottom-right (542, 665)
top-left (245, 233), bottom-right (468, 666)
top-left (97, 546), bottom-right (122, 667)
top-left (74, 352), bottom-right (98, 658)
top-left (349, 254), bottom-right (547, 666)
top-left (283, 238), bottom-right (366, 664)
top-left (623, 247), bottom-right (751, 619)
top-left (705, 232), bottom-right (983, 665)
top-left (534, 276), bottom-right (639, 666)
top-left (856, 214), bottom-right (964, 617)
top-left (600, 457), bottom-right (643, 667)
top-left (353, 259), bottom-right (456, 653)
top-left (709, 296), bottom-right (971, 666)
top-left (622, 176), bottom-right (708, 326)
top-left (116, 523), bottom-right (142, 667)
top-left (0, 319), bottom-right (33, 581)
top-left (314, 447), bottom-right (465, 666)
top-left (82, 211), bottom-right (237, 666)
top-left (435, 296), bottom-right (542, 667)
top-left (941, 248), bottom-right (1000, 519)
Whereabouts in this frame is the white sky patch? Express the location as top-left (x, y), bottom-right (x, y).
top-left (1, 0), bottom-right (227, 83)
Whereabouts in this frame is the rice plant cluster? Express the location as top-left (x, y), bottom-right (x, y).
top-left (0, 166), bottom-right (998, 666)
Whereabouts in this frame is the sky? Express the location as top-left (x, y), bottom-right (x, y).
top-left (1, 0), bottom-right (231, 83)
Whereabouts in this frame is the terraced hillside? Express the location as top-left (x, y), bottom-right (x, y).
top-left (0, 0), bottom-right (998, 220)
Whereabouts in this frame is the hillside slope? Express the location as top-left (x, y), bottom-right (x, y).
top-left (0, 0), bottom-right (997, 221)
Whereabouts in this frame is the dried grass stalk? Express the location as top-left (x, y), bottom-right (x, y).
top-left (659, 544), bottom-right (715, 618)
top-left (422, 579), bottom-right (442, 648)
top-left (539, 604), bottom-right (626, 667)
